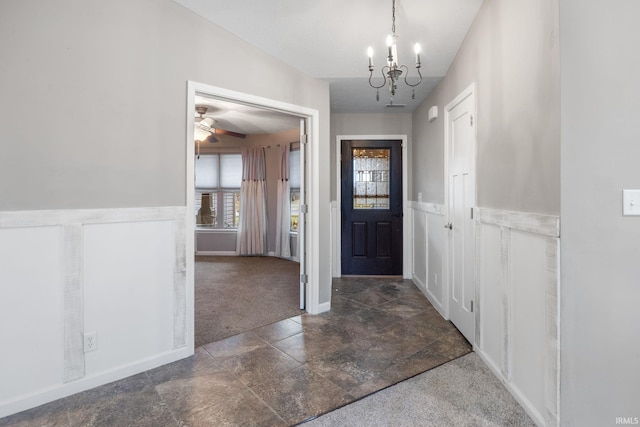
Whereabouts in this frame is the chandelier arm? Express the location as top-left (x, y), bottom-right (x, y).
top-left (401, 64), bottom-right (423, 88)
top-left (368, 66), bottom-right (388, 90)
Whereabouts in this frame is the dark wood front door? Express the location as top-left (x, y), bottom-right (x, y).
top-left (341, 139), bottom-right (403, 275)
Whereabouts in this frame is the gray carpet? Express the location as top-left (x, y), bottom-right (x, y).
top-left (195, 256), bottom-right (302, 346)
top-left (301, 352), bottom-right (536, 427)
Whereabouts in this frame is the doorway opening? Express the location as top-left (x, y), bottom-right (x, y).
top-left (186, 81), bottom-right (321, 350)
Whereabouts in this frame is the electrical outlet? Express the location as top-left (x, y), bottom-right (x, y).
top-left (84, 332), bottom-right (98, 353)
top-left (623, 189), bottom-right (640, 216)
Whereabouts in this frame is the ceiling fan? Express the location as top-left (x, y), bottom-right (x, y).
top-left (195, 106), bottom-right (247, 142)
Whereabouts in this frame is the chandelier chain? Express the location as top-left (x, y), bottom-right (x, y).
top-left (391, 0), bottom-right (396, 34)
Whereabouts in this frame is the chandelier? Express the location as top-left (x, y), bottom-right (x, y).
top-left (367, 0), bottom-right (422, 105)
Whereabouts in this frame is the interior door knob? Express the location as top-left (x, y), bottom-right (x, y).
top-left (444, 223), bottom-right (453, 230)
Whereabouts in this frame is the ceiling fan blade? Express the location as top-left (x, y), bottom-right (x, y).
top-left (193, 109), bottom-right (246, 138)
top-left (214, 128), bottom-right (247, 139)
top-left (200, 117), bottom-right (215, 128)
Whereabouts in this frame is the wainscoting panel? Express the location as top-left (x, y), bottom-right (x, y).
top-left (476, 223), bottom-right (506, 378)
top-left (425, 205), bottom-right (445, 313)
top-left (409, 202), bottom-right (446, 316)
top-left (407, 204), bottom-right (559, 426)
top-left (510, 229), bottom-right (547, 417)
top-left (83, 220), bottom-right (176, 376)
top-left (0, 207), bottom-right (190, 419)
top-left (0, 226), bottom-right (64, 403)
top-left (475, 208), bottom-right (560, 427)
top-left (412, 206), bottom-right (427, 287)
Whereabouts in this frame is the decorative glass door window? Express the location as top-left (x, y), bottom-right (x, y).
top-left (353, 148), bottom-right (390, 209)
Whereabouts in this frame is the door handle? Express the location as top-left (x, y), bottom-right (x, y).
top-left (444, 223), bottom-right (453, 230)
top-left (394, 213), bottom-right (403, 218)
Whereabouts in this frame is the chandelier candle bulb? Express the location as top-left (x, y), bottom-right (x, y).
top-left (390, 35), bottom-right (399, 67)
top-left (414, 43), bottom-right (421, 67)
top-left (367, 46), bottom-right (374, 68)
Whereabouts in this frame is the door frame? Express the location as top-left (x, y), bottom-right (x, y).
top-left (443, 83), bottom-right (477, 338)
top-left (334, 135), bottom-right (410, 278)
top-left (186, 81), bottom-right (321, 320)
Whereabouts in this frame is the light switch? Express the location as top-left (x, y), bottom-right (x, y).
top-left (622, 189), bottom-right (640, 216)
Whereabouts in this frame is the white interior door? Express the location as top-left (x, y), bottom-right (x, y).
top-left (298, 118), bottom-right (307, 310)
top-left (446, 90), bottom-right (476, 344)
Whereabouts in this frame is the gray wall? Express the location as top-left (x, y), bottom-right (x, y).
top-left (413, 0), bottom-right (560, 215)
top-left (410, 0), bottom-right (563, 422)
top-left (0, 0), bottom-right (332, 304)
top-left (196, 231), bottom-right (237, 252)
top-left (560, 0), bottom-right (640, 424)
top-left (411, 0), bottom-right (640, 423)
top-left (0, 0), bottom-right (329, 211)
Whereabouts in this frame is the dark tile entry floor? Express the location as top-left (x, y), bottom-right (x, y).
top-left (0, 278), bottom-right (472, 426)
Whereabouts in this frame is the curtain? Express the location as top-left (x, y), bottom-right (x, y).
top-left (275, 144), bottom-right (291, 258)
top-left (237, 147), bottom-right (268, 255)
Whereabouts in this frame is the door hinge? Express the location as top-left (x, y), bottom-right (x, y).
top-left (300, 274), bottom-right (308, 284)
top-left (470, 115), bottom-right (474, 126)
top-left (300, 134), bottom-right (308, 145)
top-left (470, 207), bottom-right (474, 219)
top-left (300, 204), bottom-right (308, 214)
top-left (470, 300), bottom-right (474, 313)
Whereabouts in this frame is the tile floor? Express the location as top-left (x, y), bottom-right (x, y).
top-left (0, 277), bottom-right (472, 427)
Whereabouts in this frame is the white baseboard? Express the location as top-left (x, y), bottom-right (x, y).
top-left (0, 347), bottom-right (191, 419)
top-left (424, 288), bottom-right (447, 320)
top-left (317, 301), bottom-right (331, 314)
top-left (475, 348), bottom-right (545, 427)
top-left (413, 274), bottom-right (447, 320)
top-left (412, 274), bottom-right (426, 291)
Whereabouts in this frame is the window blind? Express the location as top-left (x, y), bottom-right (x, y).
top-left (290, 149), bottom-right (300, 189)
top-left (195, 155), bottom-right (219, 190)
top-left (220, 154), bottom-right (242, 188)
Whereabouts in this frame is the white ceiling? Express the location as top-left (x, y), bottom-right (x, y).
top-left (179, 0), bottom-right (484, 132)
top-left (195, 94), bottom-right (301, 135)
